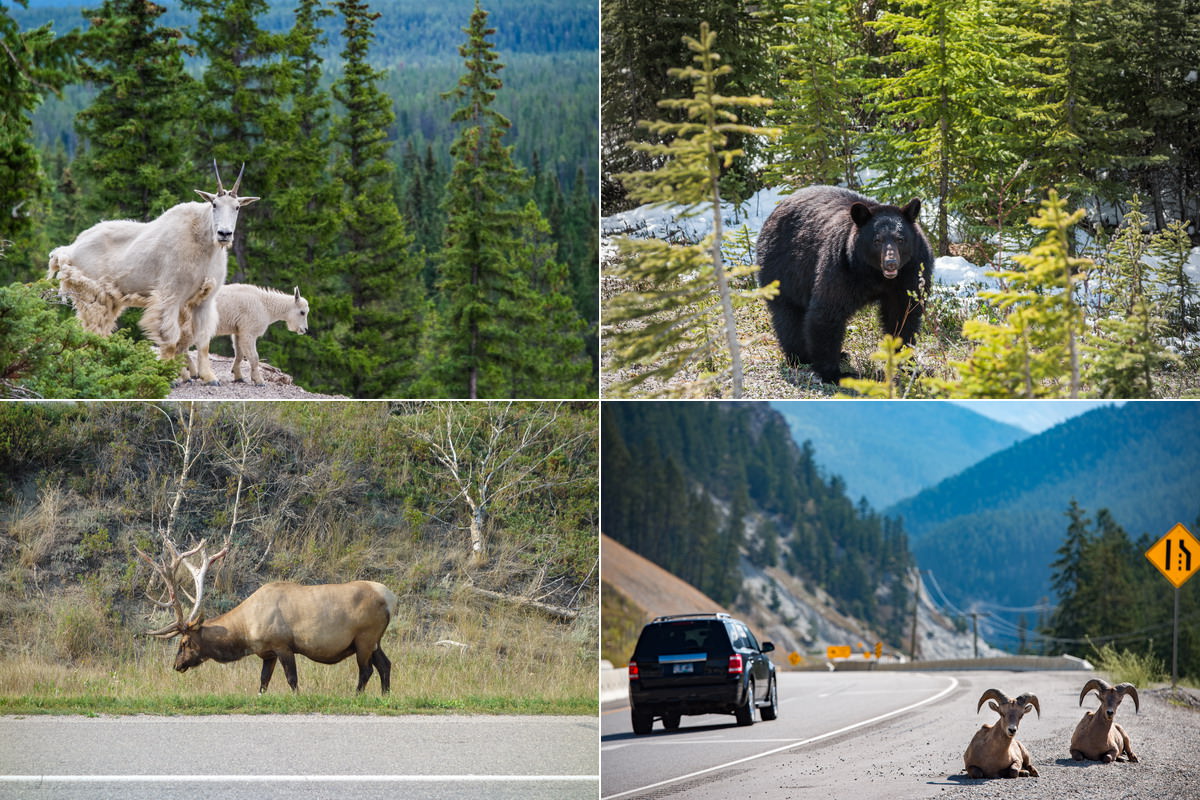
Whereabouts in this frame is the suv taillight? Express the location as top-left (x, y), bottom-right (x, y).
top-left (628, 660), bottom-right (639, 680)
top-left (728, 653), bottom-right (744, 675)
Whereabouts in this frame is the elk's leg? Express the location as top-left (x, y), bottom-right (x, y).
top-left (372, 648), bottom-right (392, 695)
top-left (355, 648), bottom-right (375, 693)
top-left (259, 654), bottom-right (277, 694)
top-left (279, 651), bottom-right (299, 691)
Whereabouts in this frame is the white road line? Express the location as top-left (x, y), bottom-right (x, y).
top-left (601, 674), bottom-right (959, 800)
top-left (0, 775), bottom-right (597, 784)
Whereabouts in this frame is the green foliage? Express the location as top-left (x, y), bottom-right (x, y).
top-left (896, 402), bottom-right (1200, 611)
top-left (760, 0), bottom-right (863, 189)
top-left (603, 402), bottom-right (913, 643)
top-left (604, 23), bottom-right (779, 398)
top-left (1084, 200), bottom-right (1180, 397)
top-left (837, 335), bottom-right (915, 398)
top-left (601, 0), bottom-right (771, 211)
top-left (944, 191), bottom-right (1090, 397)
top-left (73, 0), bottom-right (196, 222)
top-left (0, 2), bottom-right (80, 276)
top-left (422, 2), bottom-right (591, 398)
top-left (324, 0), bottom-right (425, 397)
top-left (1091, 641), bottom-right (1167, 687)
top-left (0, 280), bottom-right (178, 398)
top-left (1046, 502), bottom-right (1199, 681)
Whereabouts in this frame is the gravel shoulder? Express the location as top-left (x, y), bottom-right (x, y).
top-left (166, 355), bottom-right (346, 400)
top-left (638, 669), bottom-right (1200, 800)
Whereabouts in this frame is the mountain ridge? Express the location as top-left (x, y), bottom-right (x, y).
top-left (771, 400), bottom-right (1029, 509)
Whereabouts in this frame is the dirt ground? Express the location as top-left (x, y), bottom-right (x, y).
top-left (166, 355), bottom-right (346, 400)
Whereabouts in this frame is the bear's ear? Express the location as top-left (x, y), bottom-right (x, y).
top-left (901, 198), bottom-right (921, 223)
top-left (849, 202), bottom-right (873, 227)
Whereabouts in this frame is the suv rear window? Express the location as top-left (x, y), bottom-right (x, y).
top-left (635, 620), bottom-right (731, 656)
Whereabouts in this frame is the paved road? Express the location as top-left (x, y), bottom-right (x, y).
top-left (0, 714), bottom-right (597, 800)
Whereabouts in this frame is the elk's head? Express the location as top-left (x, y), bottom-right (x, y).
top-left (136, 536), bottom-right (228, 672)
top-left (977, 689), bottom-right (1040, 738)
top-left (195, 161), bottom-right (259, 247)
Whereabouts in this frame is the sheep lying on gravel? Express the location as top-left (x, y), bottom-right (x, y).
top-left (1070, 679), bottom-right (1139, 763)
top-left (963, 688), bottom-right (1041, 778)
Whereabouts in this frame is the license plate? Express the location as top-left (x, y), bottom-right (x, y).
top-left (673, 663), bottom-right (693, 674)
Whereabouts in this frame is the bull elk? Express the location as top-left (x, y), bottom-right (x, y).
top-left (136, 536), bottom-right (397, 695)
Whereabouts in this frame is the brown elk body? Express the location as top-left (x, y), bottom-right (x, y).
top-left (174, 581), bottom-right (397, 694)
top-left (138, 538), bottom-right (397, 694)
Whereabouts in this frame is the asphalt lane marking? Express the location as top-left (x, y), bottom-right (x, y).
top-left (0, 775), bottom-right (597, 784)
top-left (601, 674), bottom-right (959, 800)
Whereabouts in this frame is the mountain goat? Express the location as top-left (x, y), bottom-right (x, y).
top-left (48, 163), bottom-right (259, 384)
top-left (186, 284), bottom-right (310, 385)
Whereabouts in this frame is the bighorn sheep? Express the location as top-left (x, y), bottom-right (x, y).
top-left (186, 284), bottom-right (309, 385)
top-left (136, 536), bottom-right (396, 694)
top-left (1070, 679), bottom-right (1139, 763)
top-left (48, 163), bottom-right (259, 384)
top-left (963, 688), bottom-right (1041, 778)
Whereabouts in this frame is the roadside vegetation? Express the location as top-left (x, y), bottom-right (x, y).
top-left (0, 401), bottom-right (598, 715)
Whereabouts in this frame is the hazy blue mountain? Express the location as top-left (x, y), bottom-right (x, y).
top-left (771, 401), bottom-right (1029, 509)
top-left (888, 402), bottom-right (1200, 611)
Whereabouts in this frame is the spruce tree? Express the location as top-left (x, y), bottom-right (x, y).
top-left (74, 0), bottom-right (196, 223)
top-left (604, 23), bottom-right (778, 398)
top-left (182, 0), bottom-right (284, 281)
top-left (0, 5), bottom-right (78, 279)
top-left (330, 0), bottom-right (424, 397)
top-left (425, 1), bottom-right (591, 398)
top-left (945, 190), bottom-right (1090, 397)
top-left (760, 0), bottom-right (862, 189)
top-left (249, 0), bottom-right (342, 388)
top-left (865, 0), bottom-right (1017, 254)
top-left (1083, 201), bottom-right (1177, 397)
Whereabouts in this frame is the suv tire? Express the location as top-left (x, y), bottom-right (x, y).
top-left (735, 678), bottom-right (755, 726)
top-left (631, 707), bottom-right (653, 735)
top-left (759, 676), bottom-right (779, 721)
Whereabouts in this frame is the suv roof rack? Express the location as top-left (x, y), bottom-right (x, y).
top-left (650, 612), bottom-right (732, 623)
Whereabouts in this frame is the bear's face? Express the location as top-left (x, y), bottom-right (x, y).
top-left (849, 199), bottom-right (922, 280)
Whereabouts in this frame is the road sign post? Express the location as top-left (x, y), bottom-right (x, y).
top-left (1144, 523), bottom-right (1200, 691)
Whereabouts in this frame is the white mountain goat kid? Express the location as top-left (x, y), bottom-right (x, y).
top-left (187, 284), bottom-right (310, 385)
top-left (48, 163), bottom-right (259, 384)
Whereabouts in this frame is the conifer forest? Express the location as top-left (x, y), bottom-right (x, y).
top-left (1, 0), bottom-right (597, 399)
top-left (601, 0), bottom-right (1200, 399)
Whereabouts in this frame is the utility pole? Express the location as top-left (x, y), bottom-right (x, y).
top-left (909, 571), bottom-right (921, 661)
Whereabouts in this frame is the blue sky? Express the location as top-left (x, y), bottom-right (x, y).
top-left (951, 400), bottom-right (1125, 433)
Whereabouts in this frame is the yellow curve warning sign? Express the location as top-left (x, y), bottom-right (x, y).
top-left (1145, 523), bottom-right (1200, 588)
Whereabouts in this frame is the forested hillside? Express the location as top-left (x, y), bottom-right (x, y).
top-left (889, 402), bottom-right (1200, 610)
top-left (601, 0), bottom-right (1199, 399)
top-left (771, 400), bottom-right (1028, 508)
top-left (603, 0), bottom-right (1198, 234)
top-left (1, 0), bottom-right (597, 399)
top-left (601, 401), bottom-right (913, 645)
top-left (0, 401), bottom-right (598, 708)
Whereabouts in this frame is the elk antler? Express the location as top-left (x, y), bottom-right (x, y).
top-left (135, 535), bottom-right (229, 638)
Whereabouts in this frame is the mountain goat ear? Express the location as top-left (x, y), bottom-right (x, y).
top-left (293, 286), bottom-right (301, 301)
top-left (237, 196), bottom-right (260, 208)
top-left (195, 189), bottom-right (217, 203)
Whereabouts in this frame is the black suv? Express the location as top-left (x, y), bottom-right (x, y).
top-left (627, 612), bottom-right (778, 735)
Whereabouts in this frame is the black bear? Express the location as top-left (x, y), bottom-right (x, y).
top-left (756, 185), bottom-right (934, 383)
